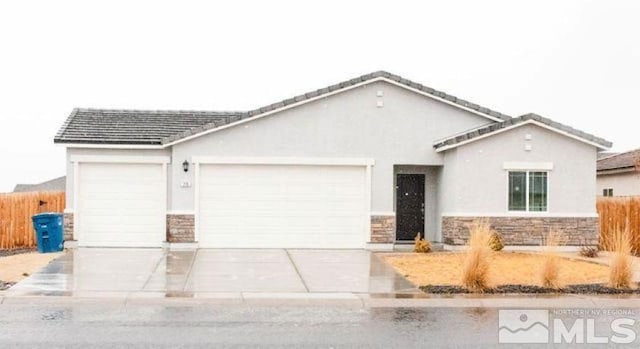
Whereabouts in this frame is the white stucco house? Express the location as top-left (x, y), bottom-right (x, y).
top-left (54, 71), bottom-right (612, 249)
top-left (597, 149), bottom-right (640, 197)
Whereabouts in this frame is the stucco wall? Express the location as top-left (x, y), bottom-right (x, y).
top-left (597, 171), bottom-right (640, 197)
top-left (170, 81), bottom-right (493, 212)
top-left (65, 147), bottom-right (171, 209)
top-left (440, 123), bottom-right (598, 216)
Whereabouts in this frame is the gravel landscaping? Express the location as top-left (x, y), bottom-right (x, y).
top-left (382, 251), bottom-right (610, 286)
top-left (420, 283), bottom-right (640, 294)
top-left (380, 251), bottom-right (635, 295)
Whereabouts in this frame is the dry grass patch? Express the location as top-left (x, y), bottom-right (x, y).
top-left (382, 252), bottom-right (609, 287)
top-left (461, 221), bottom-right (493, 292)
top-left (0, 251), bottom-right (62, 282)
top-left (540, 231), bottom-right (562, 289)
top-left (605, 229), bottom-right (633, 289)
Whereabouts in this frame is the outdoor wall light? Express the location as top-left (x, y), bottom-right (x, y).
top-left (182, 160), bottom-right (189, 173)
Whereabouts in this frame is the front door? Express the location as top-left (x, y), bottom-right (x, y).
top-left (396, 174), bottom-right (425, 241)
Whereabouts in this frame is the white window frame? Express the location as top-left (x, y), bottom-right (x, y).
top-left (507, 170), bottom-right (550, 213)
top-left (603, 188), bottom-right (614, 197)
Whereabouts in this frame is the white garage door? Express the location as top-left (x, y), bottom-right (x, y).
top-left (198, 164), bottom-right (368, 248)
top-left (77, 162), bottom-right (165, 247)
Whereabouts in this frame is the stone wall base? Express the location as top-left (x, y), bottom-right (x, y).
top-left (166, 214), bottom-right (195, 243)
top-left (63, 212), bottom-right (74, 241)
top-left (371, 215), bottom-right (396, 243)
top-left (442, 216), bottom-right (599, 246)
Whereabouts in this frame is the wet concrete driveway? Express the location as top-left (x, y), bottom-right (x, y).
top-left (6, 249), bottom-right (418, 297)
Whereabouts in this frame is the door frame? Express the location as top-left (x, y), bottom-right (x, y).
top-left (70, 155), bottom-right (170, 247)
top-left (191, 156), bottom-right (375, 247)
top-left (395, 172), bottom-right (426, 241)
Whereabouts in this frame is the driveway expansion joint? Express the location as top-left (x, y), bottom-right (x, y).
top-left (284, 249), bottom-right (310, 293)
top-left (182, 248), bottom-right (199, 292)
top-left (141, 250), bottom-right (169, 291)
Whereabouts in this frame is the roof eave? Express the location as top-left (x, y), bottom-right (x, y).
top-left (434, 119), bottom-right (612, 153)
top-left (597, 167), bottom-right (637, 175)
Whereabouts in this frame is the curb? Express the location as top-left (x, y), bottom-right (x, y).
top-left (2, 293), bottom-right (640, 309)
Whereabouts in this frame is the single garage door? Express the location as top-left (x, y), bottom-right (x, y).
top-left (198, 164), bottom-right (368, 248)
top-left (77, 162), bottom-right (165, 247)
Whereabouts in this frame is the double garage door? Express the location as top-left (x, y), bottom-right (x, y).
top-left (76, 160), bottom-right (368, 248)
top-left (197, 164), bottom-right (368, 248)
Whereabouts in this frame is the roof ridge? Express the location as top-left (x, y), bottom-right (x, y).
top-left (241, 71), bottom-right (512, 121)
top-left (159, 71), bottom-right (513, 145)
top-left (76, 107), bottom-right (246, 115)
top-left (434, 112), bottom-right (612, 150)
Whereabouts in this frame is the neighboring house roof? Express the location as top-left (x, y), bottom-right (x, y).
top-left (54, 109), bottom-right (245, 145)
top-left (598, 152), bottom-right (619, 159)
top-left (54, 71), bottom-right (511, 146)
top-left (13, 176), bottom-right (66, 193)
top-left (433, 113), bottom-right (612, 151)
top-left (597, 148), bottom-right (640, 172)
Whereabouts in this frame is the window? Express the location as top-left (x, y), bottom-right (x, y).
top-left (603, 188), bottom-right (613, 197)
top-left (508, 171), bottom-right (548, 212)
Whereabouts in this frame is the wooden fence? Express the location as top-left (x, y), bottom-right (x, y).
top-left (597, 197), bottom-right (640, 254)
top-left (0, 191), bottom-right (65, 249)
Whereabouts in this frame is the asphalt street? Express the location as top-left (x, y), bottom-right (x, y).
top-left (2, 301), bottom-right (638, 348)
top-left (0, 303), bottom-right (503, 348)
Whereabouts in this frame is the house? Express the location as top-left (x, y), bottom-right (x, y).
top-left (13, 176), bottom-right (66, 193)
top-left (53, 71), bottom-right (612, 249)
top-left (597, 149), bottom-right (640, 197)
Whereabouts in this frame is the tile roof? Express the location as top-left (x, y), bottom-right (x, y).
top-left (598, 152), bottom-right (619, 159)
top-left (597, 149), bottom-right (640, 171)
top-left (13, 176), bottom-right (66, 193)
top-left (433, 113), bottom-right (612, 150)
top-left (54, 109), bottom-right (245, 145)
top-left (55, 71), bottom-right (512, 145)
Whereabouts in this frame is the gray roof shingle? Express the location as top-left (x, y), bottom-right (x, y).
top-left (54, 109), bottom-right (245, 145)
top-left (54, 71), bottom-right (512, 145)
top-left (433, 113), bottom-right (612, 150)
top-left (13, 176), bottom-right (66, 193)
top-left (597, 149), bottom-right (640, 171)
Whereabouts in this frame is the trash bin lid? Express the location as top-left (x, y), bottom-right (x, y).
top-left (32, 212), bottom-right (63, 220)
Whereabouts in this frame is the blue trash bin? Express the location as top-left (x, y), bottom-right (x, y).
top-left (31, 213), bottom-right (64, 253)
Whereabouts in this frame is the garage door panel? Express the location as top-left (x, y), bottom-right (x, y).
top-left (78, 162), bottom-right (165, 247)
top-left (198, 164), bottom-right (367, 249)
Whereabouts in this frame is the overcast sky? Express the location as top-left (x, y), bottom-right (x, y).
top-left (0, 0), bottom-right (638, 192)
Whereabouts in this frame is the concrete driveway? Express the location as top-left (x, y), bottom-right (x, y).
top-left (6, 249), bottom-right (418, 298)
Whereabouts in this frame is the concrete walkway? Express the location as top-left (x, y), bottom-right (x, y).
top-left (4, 248), bottom-right (418, 299)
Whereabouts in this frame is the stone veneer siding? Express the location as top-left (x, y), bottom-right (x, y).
top-left (442, 216), bottom-right (599, 246)
top-left (63, 212), bottom-right (74, 241)
top-left (371, 215), bottom-right (396, 243)
top-left (166, 214), bottom-right (195, 243)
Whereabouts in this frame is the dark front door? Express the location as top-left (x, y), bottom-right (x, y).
top-left (396, 174), bottom-right (425, 241)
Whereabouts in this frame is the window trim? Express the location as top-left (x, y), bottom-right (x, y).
top-left (506, 170), bottom-right (550, 213)
top-left (603, 188), bottom-right (613, 197)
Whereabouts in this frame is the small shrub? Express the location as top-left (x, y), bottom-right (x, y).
top-left (489, 232), bottom-right (504, 251)
top-left (579, 246), bottom-right (599, 258)
top-left (607, 228), bottom-right (633, 289)
top-left (540, 231), bottom-right (561, 289)
top-left (413, 233), bottom-right (431, 253)
top-left (461, 220), bottom-right (493, 292)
